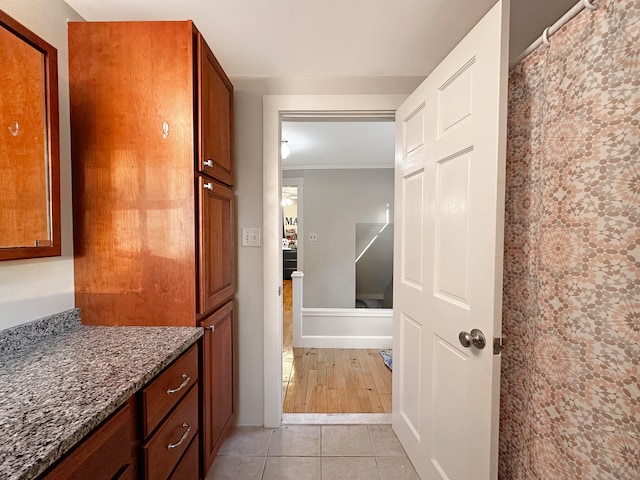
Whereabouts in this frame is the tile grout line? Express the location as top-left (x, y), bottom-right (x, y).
top-left (370, 425), bottom-right (381, 480)
top-left (319, 425), bottom-right (322, 479)
top-left (259, 429), bottom-right (275, 480)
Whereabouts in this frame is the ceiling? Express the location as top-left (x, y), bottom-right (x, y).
top-left (281, 120), bottom-right (395, 170)
top-left (63, 0), bottom-right (577, 169)
top-left (63, 0), bottom-right (576, 78)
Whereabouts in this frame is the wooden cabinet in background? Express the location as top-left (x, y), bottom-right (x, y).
top-left (283, 249), bottom-right (297, 280)
top-left (68, 21), bottom-right (235, 479)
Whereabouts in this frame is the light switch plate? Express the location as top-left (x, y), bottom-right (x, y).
top-left (242, 227), bottom-right (261, 247)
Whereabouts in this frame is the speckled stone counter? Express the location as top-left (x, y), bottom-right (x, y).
top-left (0, 310), bottom-right (203, 480)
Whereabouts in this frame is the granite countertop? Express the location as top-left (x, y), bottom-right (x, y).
top-left (0, 310), bottom-right (203, 480)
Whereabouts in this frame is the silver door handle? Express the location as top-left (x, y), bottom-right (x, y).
top-left (459, 329), bottom-right (486, 349)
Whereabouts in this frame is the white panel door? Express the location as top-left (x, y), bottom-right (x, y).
top-left (392, 2), bottom-right (509, 479)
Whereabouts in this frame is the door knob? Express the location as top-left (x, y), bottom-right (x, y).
top-left (459, 329), bottom-right (486, 349)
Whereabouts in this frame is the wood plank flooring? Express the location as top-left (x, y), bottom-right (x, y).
top-left (282, 280), bottom-right (392, 414)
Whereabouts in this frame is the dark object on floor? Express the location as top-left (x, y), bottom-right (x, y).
top-left (380, 349), bottom-right (392, 370)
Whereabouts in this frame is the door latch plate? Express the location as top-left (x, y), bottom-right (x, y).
top-left (493, 337), bottom-right (504, 355)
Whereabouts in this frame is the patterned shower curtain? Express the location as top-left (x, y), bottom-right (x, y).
top-left (499, 0), bottom-right (639, 478)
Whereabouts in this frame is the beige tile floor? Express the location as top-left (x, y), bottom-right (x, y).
top-left (206, 425), bottom-right (420, 480)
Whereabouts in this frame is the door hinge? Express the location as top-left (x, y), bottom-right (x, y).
top-left (493, 337), bottom-right (504, 355)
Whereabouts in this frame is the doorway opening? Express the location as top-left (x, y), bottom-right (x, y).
top-left (279, 116), bottom-right (395, 421)
top-left (262, 94), bottom-right (407, 427)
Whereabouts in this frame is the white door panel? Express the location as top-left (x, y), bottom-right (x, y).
top-left (399, 312), bottom-right (422, 436)
top-left (392, 1), bottom-right (509, 479)
top-left (400, 171), bottom-right (425, 289)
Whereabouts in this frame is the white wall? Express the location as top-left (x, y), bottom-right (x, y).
top-left (285, 168), bottom-right (394, 308)
top-left (0, 0), bottom-right (83, 330)
top-left (232, 76), bottom-right (422, 425)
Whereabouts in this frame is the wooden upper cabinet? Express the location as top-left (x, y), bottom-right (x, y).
top-left (198, 33), bottom-right (233, 186)
top-left (69, 21), bottom-right (197, 326)
top-left (198, 176), bottom-right (235, 315)
top-left (69, 21), bottom-right (235, 326)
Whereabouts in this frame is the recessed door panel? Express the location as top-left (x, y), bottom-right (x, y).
top-left (438, 58), bottom-right (475, 138)
top-left (435, 150), bottom-right (472, 306)
top-left (432, 335), bottom-right (469, 480)
top-left (404, 104), bottom-right (425, 156)
top-left (401, 172), bottom-right (424, 289)
top-left (400, 313), bottom-right (422, 438)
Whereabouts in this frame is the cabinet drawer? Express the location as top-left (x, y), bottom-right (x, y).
top-left (143, 384), bottom-right (199, 480)
top-left (117, 463), bottom-right (138, 480)
top-left (168, 437), bottom-right (199, 480)
top-left (142, 345), bottom-right (198, 437)
top-left (41, 397), bottom-right (137, 480)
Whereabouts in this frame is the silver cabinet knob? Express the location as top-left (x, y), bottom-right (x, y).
top-left (204, 182), bottom-right (213, 191)
top-left (204, 159), bottom-right (213, 167)
top-left (459, 329), bottom-right (486, 349)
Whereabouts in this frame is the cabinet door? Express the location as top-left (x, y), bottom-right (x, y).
top-left (198, 176), bottom-right (235, 314)
top-left (198, 33), bottom-right (233, 186)
top-left (200, 301), bottom-right (234, 476)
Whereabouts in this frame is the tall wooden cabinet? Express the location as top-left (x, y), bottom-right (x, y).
top-left (69, 21), bottom-right (234, 479)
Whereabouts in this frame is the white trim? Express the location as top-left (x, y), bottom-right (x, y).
top-left (263, 94), bottom-right (407, 428)
top-left (299, 335), bottom-right (392, 349)
top-left (300, 308), bottom-right (393, 348)
top-left (302, 307), bottom-right (393, 317)
top-left (283, 413), bottom-right (392, 425)
top-left (282, 164), bottom-right (395, 171)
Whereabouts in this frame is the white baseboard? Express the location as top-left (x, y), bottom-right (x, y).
top-left (298, 308), bottom-right (393, 349)
top-left (300, 335), bottom-right (392, 349)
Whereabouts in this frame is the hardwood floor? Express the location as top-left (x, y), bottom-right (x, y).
top-left (282, 280), bottom-right (392, 414)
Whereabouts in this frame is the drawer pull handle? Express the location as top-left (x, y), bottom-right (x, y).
top-left (207, 325), bottom-right (215, 332)
top-left (167, 422), bottom-right (191, 450)
top-left (166, 374), bottom-right (190, 395)
top-left (204, 159), bottom-right (213, 167)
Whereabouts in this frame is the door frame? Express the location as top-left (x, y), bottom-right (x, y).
top-left (262, 95), bottom-right (407, 427)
